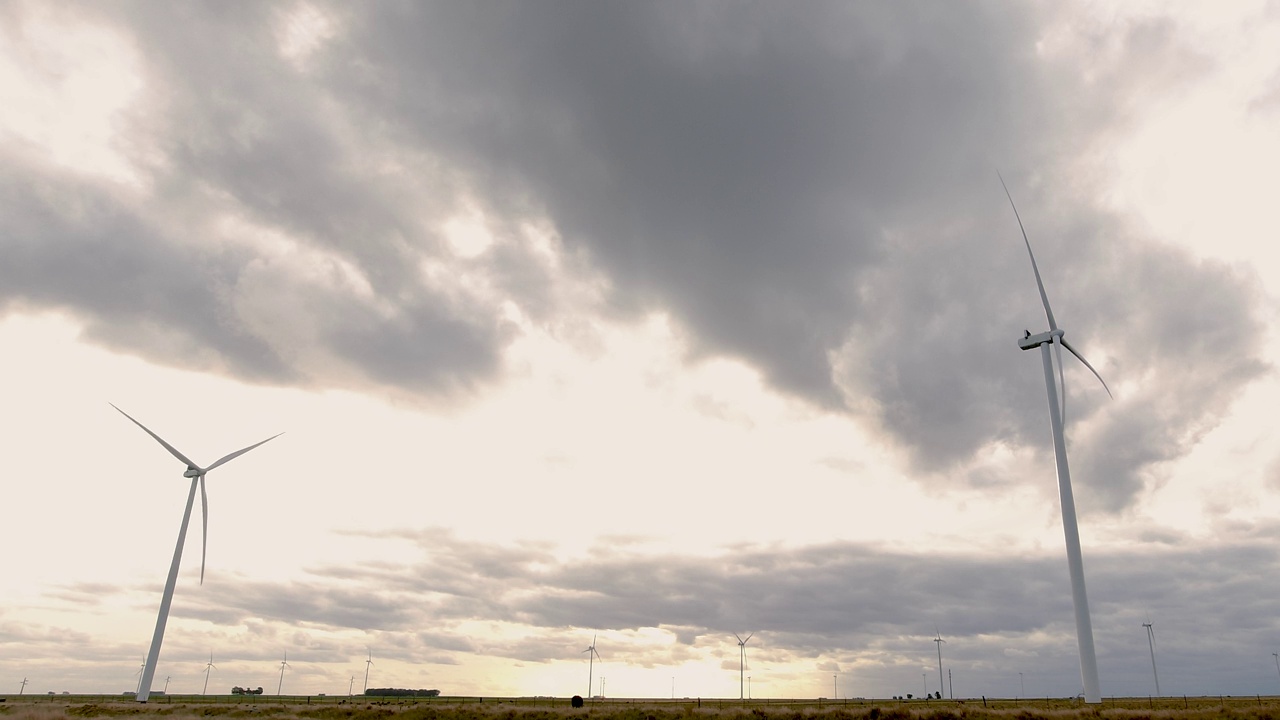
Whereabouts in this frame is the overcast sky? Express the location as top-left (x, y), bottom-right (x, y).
top-left (4, 0), bottom-right (1280, 701)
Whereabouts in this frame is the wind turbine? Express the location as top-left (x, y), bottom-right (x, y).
top-left (1272, 652), bottom-right (1279, 688)
top-left (164, 676), bottom-right (171, 694)
top-left (363, 649), bottom-right (373, 692)
top-left (734, 633), bottom-right (753, 701)
top-left (20, 677), bottom-right (28, 695)
top-left (583, 635), bottom-right (601, 699)
top-left (203, 652), bottom-right (216, 695)
top-left (933, 629), bottom-right (946, 698)
top-left (1002, 176), bottom-right (1112, 704)
top-left (349, 676), bottom-right (355, 697)
top-left (135, 659), bottom-right (145, 695)
top-left (112, 404), bottom-right (281, 702)
top-left (277, 652), bottom-right (291, 695)
top-left (1143, 618), bottom-right (1160, 696)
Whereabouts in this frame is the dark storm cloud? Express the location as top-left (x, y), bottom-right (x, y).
top-left (2, 3), bottom-right (1268, 506)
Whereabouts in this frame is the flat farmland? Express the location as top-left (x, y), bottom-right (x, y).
top-left (4, 696), bottom-right (1280, 720)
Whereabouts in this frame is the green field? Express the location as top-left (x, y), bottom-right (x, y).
top-left (4, 695), bottom-right (1280, 720)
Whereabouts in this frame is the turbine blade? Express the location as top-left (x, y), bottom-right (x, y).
top-left (111, 404), bottom-right (201, 470)
top-left (1061, 338), bottom-right (1114, 399)
top-left (734, 633), bottom-right (744, 644)
top-left (1053, 336), bottom-right (1067, 425)
top-left (744, 632), bottom-right (753, 643)
top-left (998, 173), bottom-right (1058, 331)
top-left (199, 474), bottom-right (209, 585)
top-left (205, 433), bottom-right (284, 472)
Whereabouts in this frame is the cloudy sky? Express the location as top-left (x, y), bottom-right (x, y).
top-left (4, 0), bottom-right (1280, 702)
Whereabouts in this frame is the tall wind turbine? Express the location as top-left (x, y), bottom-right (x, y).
top-left (203, 652), bottom-right (216, 695)
top-left (933, 629), bottom-right (946, 698)
top-left (1002, 176), bottom-right (1112, 704)
top-left (734, 633), bottom-right (753, 701)
top-left (277, 652), bottom-right (291, 695)
top-left (363, 649), bottom-right (374, 692)
top-left (1143, 618), bottom-right (1160, 696)
top-left (1272, 653), bottom-right (1279, 688)
top-left (19, 677), bottom-right (27, 695)
top-left (113, 404), bottom-right (282, 702)
top-left (583, 635), bottom-right (601, 699)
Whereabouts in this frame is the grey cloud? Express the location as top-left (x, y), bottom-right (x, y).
top-left (27, 529), bottom-right (1279, 695)
top-left (156, 529), bottom-right (1278, 695)
top-left (2, 2), bottom-right (1268, 510)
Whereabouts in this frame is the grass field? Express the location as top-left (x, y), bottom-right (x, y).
top-left (3, 696), bottom-right (1280, 720)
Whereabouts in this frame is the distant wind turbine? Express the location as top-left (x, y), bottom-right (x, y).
top-left (364, 649), bottom-right (374, 692)
top-left (277, 652), bottom-right (291, 695)
top-left (583, 635), bottom-right (601, 699)
top-left (20, 677), bottom-right (28, 695)
top-left (1272, 653), bottom-right (1279, 688)
top-left (135, 659), bottom-right (145, 695)
top-left (933, 629), bottom-right (946, 698)
top-left (203, 652), bottom-right (216, 696)
top-left (1143, 618), bottom-right (1161, 696)
top-left (734, 633), bottom-right (754, 701)
top-left (349, 675), bottom-right (355, 697)
top-left (164, 676), bottom-right (171, 694)
top-left (112, 404), bottom-right (281, 702)
top-left (1001, 175), bottom-right (1112, 704)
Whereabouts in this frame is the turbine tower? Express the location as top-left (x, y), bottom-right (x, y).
top-left (734, 633), bottom-right (754, 701)
top-left (277, 652), bottom-right (291, 695)
top-left (203, 652), bottom-right (216, 695)
top-left (933, 629), bottom-right (946, 698)
top-left (1143, 618), bottom-right (1160, 696)
top-left (1001, 176), bottom-right (1112, 704)
top-left (364, 649), bottom-right (374, 692)
top-left (583, 635), bottom-right (601, 699)
top-left (113, 404), bottom-right (282, 702)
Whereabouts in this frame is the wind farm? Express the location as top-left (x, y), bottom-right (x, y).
top-left (6, 0), bottom-right (1280, 711)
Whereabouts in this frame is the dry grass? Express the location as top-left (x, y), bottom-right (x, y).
top-left (3, 698), bottom-right (1279, 720)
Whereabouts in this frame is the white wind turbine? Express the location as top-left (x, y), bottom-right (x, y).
top-left (1143, 617), bottom-right (1160, 696)
top-left (363, 649), bottom-right (374, 693)
top-left (203, 652), bottom-right (216, 695)
top-left (583, 635), bottom-right (601, 699)
top-left (112, 404), bottom-right (282, 702)
top-left (277, 652), bottom-right (291, 695)
top-left (1002, 176), bottom-right (1112, 704)
top-left (734, 633), bottom-right (753, 700)
top-left (135, 659), bottom-right (145, 695)
top-left (933, 629), bottom-right (946, 698)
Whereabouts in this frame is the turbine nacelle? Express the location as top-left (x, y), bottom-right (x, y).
top-left (1019, 329), bottom-right (1061, 350)
top-left (184, 466), bottom-right (203, 478)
